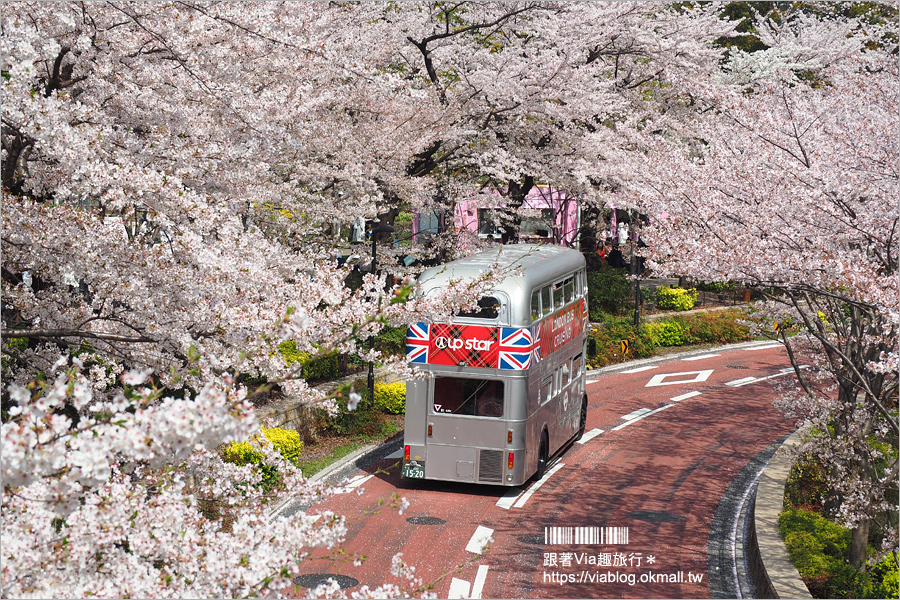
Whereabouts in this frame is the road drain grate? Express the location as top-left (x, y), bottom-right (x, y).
top-left (292, 574), bottom-right (359, 589)
top-left (406, 516), bottom-right (446, 525)
top-left (517, 535), bottom-right (546, 545)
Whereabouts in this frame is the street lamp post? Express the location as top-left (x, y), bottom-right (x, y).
top-left (368, 222), bottom-right (395, 404)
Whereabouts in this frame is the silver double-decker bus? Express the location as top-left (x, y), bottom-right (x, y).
top-left (402, 244), bottom-right (589, 486)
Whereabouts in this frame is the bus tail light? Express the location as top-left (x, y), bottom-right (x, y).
top-left (508, 452), bottom-right (515, 469)
top-left (507, 430), bottom-right (513, 444)
top-left (428, 424), bottom-right (433, 437)
top-left (404, 445), bottom-right (410, 461)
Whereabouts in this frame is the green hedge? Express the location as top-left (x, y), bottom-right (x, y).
top-left (642, 320), bottom-right (687, 347)
top-left (654, 286), bottom-right (698, 311)
top-left (587, 266), bottom-right (631, 317)
top-left (222, 427), bottom-right (304, 492)
top-left (278, 341), bottom-right (341, 381)
top-left (374, 381), bottom-right (406, 414)
top-left (779, 508), bottom-right (898, 599)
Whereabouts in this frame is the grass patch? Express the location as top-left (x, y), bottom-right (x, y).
top-left (296, 442), bottom-right (365, 477)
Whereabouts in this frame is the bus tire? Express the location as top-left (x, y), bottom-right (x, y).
top-left (577, 395), bottom-right (588, 440)
top-left (536, 430), bottom-right (549, 480)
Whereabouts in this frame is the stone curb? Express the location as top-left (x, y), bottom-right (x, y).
top-left (753, 426), bottom-right (813, 599)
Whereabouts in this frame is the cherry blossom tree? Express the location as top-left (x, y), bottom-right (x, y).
top-left (629, 10), bottom-right (898, 568)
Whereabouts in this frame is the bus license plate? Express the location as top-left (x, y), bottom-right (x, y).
top-left (402, 464), bottom-right (425, 479)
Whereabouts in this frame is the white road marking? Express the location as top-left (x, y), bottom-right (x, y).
top-left (671, 391), bottom-right (702, 402)
top-left (682, 353), bottom-right (720, 361)
top-left (385, 449), bottom-right (404, 459)
top-left (747, 343), bottom-right (783, 350)
top-left (646, 369), bottom-right (714, 387)
top-left (576, 428), bottom-right (604, 444)
top-left (725, 376), bottom-right (758, 387)
top-left (471, 565), bottom-right (490, 599)
top-left (513, 463), bottom-right (565, 508)
top-left (622, 408), bottom-right (652, 421)
top-left (465, 525), bottom-right (494, 554)
top-left (612, 404), bottom-right (674, 431)
top-left (448, 578), bottom-right (471, 599)
top-left (621, 365), bottom-right (658, 373)
top-left (333, 473), bottom-right (373, 494)
top-left (496, 487), bottom-right (524, 510)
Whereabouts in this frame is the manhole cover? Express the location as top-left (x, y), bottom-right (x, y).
top-left (517, 535), bottom-right (546, 545)
top-left (406, 516), bottom-right (446, 525)
top-left (292, 574), bottom-right (359, 589)
top-left (627, 511), bottom-right (683, 523)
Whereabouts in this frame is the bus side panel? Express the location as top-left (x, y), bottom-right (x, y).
top-left (404, 380), bottom-right (428, 464)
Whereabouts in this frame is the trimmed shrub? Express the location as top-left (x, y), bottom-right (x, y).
top-left (655, 286), bottom-right (698, 311)
top-left (223, 426), bottom-right (304, 466)
top-left (587, 266), bottom-right (631, 317)
top-left (222, 426), bottom-right (303, 492)
top-left (374, 381), bottom-right (406, 414)
top-left (374, 326), bottom-right (407, 358)
top-left (779, 508), bottom-right (895, 599)
top-left (586, 315), bottom-right (654, 369)
top-left (278, 341), bottom-right (341, 382)
top-left (643, 321), bottom-right (686, 347)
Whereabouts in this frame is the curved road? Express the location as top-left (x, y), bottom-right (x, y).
top-left (282, 342), bottom-right (800, 599)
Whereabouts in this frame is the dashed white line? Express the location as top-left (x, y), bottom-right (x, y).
top-left (448, 578), bottom-right (471, 599)
top-left (465, 525), bottom-right (494, 554)
top-left (621, 408), bottom-right (652, 421)
top-left (621, 365), bottom-right (658, 374)
top-left (471, 565), bottom-right (489, 599)
top-left (612, 404), bottom-right (675, 431)
top-left (513, 463), bottom-right (565, 508)
top-left (671, 391), bottom-right (702, 402)
top-left (576, 428), bottom-right (604, 444)
top-left (496, 488), bottom-right (523, 510)
top-left (725, 376), bottom-right (757, 387)
top-left (682, 353), bottom-right (720, 361)
top-left (385, 449), bottom-right (404, 459)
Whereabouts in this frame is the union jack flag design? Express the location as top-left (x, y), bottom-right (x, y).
top-left (405, 322), bottom-right (430, 364)
top-left (498, 327), bottom-right (534, 370)
top-left (531, 324), bottom-right (543, 364)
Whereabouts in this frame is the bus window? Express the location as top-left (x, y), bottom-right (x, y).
top-left (562, 361), bottom-right (570, 387)
top-left (458, 296), bottom-right (500, 319)
top-left (541, 286), bottom-right (552, 314)
top-left (577, 271), bottom-right (585, 297)
top-left (531, 290), bottom-right (540, 322)
top-left (553, 282), bottom-right (564, 309)
top-left (563, 277), bottom-right (574, 304)
top-left (573, 353), bottom-right (583, 378)
top-left (541, 375), bottom-right (552, 405)
top-left (433, 377), bottom-right (504, 418)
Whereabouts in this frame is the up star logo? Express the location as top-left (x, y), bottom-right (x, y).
top-left (434, 336), bottom-right (495, 351)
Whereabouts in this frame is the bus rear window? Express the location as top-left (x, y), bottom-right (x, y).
top-left (433, 378), bottom-right (504, 418)
top-left (457, 296), bottom-right (500, 319)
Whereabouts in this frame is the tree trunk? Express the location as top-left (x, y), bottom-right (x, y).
top-left (849, 517), bottom-right (870, 569)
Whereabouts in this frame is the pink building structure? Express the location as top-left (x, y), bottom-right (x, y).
top-left (446, 186), bottom-right (580, 248)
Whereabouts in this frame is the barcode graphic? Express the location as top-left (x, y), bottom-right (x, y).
top-left (544, 526), bottom-right (629, 545)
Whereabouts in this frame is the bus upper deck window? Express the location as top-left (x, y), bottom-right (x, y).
top-left (531, 291), bottom-right (540, 322)
top-left (458, 296), bottom-right (500, 319)
top-left (553, 282), bottom-right (564, 309)
top-left (563, 277), bottom-right (574, 304)
top-left (541, 286), bottom-right (551, 315)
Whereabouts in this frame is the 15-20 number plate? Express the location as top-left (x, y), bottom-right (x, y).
top-left (402, 464), bottom-right (425, 479)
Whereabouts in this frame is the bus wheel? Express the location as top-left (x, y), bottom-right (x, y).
top-left (577, 395), bottom-right (588, 439)
top-left (536, 431), bottom-right (549, 480)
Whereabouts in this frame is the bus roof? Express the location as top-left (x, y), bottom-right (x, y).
top-left (417, 244), bottom-right (585, 325)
